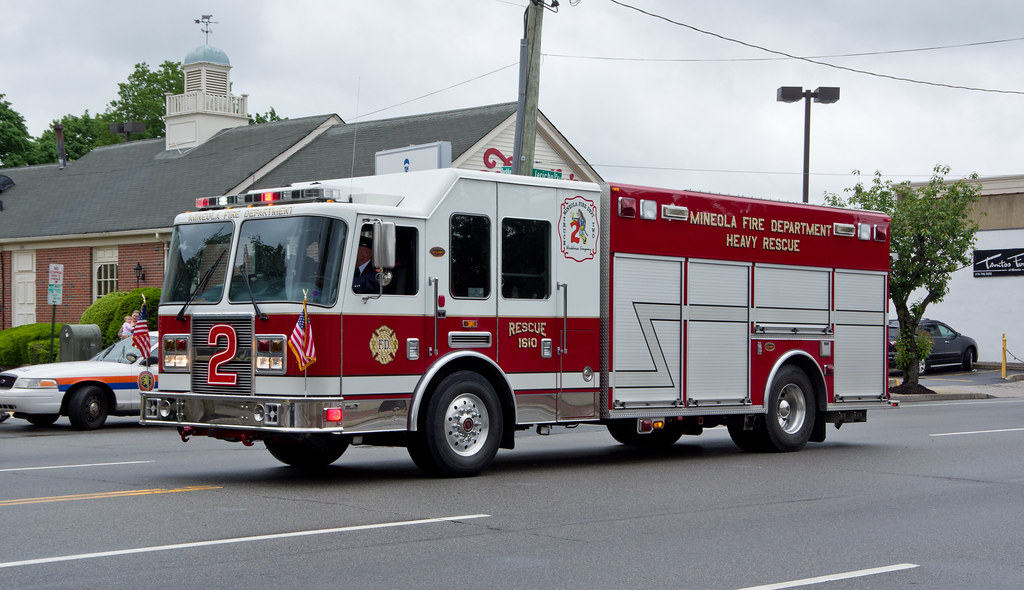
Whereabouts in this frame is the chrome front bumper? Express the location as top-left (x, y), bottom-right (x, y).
top-left (140, 392), bottom-right (345, 433)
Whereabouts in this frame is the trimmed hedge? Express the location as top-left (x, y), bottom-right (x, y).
top-left (26, 338), bottom-right (61, 365)
top-left (0, 323), bottom-right (67, 368)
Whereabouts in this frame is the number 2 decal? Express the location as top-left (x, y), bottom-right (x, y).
top-left (208, 324), bottom-right (237, 385)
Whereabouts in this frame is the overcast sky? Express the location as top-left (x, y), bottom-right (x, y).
top-left (4, 0), bottom-right (1023, 203)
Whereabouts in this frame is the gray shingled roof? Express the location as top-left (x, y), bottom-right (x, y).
top-left (250, 102), bottom-right (517, 190)
top-left (0, 115), bottom-right (335, 240)
top-left (0, 103), bottom-right (519, 241)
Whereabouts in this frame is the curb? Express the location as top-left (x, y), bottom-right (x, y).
top-left (889, 392), bottom-right (993, 403)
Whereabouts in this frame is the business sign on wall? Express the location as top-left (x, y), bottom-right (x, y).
top-left (973, 248), bottom-right (1024, 277)
top-left (375, 141), bottom-right (452, 175)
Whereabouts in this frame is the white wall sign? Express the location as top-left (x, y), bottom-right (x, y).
top-left (375, 141), bottom-right (452, 175)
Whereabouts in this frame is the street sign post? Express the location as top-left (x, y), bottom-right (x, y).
top-left (47, 264), bottom-right (64, 362)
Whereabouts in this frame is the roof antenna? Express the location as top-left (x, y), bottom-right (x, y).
top-left (194, 15), bottom-right (218, 44)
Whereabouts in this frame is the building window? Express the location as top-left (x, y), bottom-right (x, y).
top-left (94, 247), bottom-right (118, 300)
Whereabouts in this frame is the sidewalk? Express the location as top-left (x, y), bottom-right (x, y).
top-left (889, 373), bottom-right (1024, 402)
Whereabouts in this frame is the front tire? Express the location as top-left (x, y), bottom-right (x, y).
top-left (408, 371), bottom-right (502, 477)
top-left (764, 366), bottom-right (816, 452)
top-left (68, 386), bottom-right (109, 430)
top-left (265, 434), bottom-right (349, 468)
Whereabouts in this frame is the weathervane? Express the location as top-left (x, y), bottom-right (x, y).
top-left (194, 14), bottom-right (218, 44)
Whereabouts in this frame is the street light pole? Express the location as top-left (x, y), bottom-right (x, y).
top-left (777, 86), bottom-right (840, 203)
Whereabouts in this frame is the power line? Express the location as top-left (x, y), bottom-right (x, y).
top-left (607, 0), bottom-right (1024, 95)
top-left (348, 62), bottom-right (518, 121)
top-left (546, 35), bottom-right (1024, 63)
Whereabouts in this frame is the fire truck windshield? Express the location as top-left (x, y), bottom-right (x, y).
top-left (163, 222), bottom-right (232, 304)
top-left (228, 216), bottom-right (347, 306)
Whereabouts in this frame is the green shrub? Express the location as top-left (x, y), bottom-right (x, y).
top-left (26, 338), bottom-right (60, 365)
top-left (0, 323), bottom-right (67, 368)
top-left (80, 288), bottom-right (161, 347)
top-left (80, 291), bottom-right (130, 346)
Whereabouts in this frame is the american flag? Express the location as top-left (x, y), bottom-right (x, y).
top-left (289, 298), bottom-right (317, 371)
top-left (133, 301), bottom-right (150, 359)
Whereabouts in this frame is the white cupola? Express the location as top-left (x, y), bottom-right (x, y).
top-left (163, 44), bottom-right (249, 150)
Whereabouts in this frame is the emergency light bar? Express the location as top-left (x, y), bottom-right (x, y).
top-left (195, 187), bottom-right (343, 210)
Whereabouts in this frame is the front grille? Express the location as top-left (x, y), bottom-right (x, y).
top-left (191, 315), bottom-right (254, 396)
top-left (0, 374), bottom-right (15, 390)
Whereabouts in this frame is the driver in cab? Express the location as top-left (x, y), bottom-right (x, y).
top-left (352, 232), bottom-right (379, 294)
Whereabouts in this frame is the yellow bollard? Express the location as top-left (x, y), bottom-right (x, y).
top-left (1002, 333), bottom-right (1007, 379)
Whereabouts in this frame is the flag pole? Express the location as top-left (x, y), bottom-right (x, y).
top-left (302, 289), bottom-right (308, 396)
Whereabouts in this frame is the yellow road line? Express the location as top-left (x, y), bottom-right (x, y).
top-left (0, 485), bottom-right (222, 507)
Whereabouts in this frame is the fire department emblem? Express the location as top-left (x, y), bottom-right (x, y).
top-left (369, 326), bottom-right (399, 365)
top-left (559, 196), bottom-right (600, 262)
top-left (138, 370), bottom-right (155, 392)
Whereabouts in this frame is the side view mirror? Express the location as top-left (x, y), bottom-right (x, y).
top-left (372, 220), bottom-right (396, 269)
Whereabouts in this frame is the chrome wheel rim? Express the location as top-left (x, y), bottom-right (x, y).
top-left (776, 383), bottom-right (807, 435)
top-left (86, 397), bottom-right (102, 420)
top-left (445, 393), bottom-right (489, 457)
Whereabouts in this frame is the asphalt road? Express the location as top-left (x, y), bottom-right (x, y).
top-left (1, 396), bottom-right (1023, 589)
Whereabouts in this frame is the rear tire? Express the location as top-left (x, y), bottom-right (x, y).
top-left (408, 371), bottom-right (502, 477)
top-left (68, 386), bottom-right (109, 430)
top-left (727, 415), bottom-right (770, 452)
top-left (764, 366), bottom-right (816, 452)
top-left (265, 434), bottom-right (348, 468)
top-left (25, 413), bottom-right (59, 427)
top-left (607, 420), bottom-right (684, 446)
top-left (962, 349), bottom-right (974, 371)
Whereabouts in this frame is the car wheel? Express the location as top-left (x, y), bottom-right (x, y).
top-left (68, 386), bottom-right (109, 430)
top-left (918, 358), bottom-right (927, 375)
top-left (962, 349), bottom-right (974, 371)
top-left (764, 366), bottom-right (816, 452)
top-left (408, 371), bottom-right (502, 477)
top-left (25, 413), bottom-right (59, 427)
top-left (265, 434), bottom-right (348, 468)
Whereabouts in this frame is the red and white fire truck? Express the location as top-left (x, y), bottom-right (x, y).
top-left (142, 169), bottom-right (894, 476)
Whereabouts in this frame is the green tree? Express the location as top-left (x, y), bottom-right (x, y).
top-left (249, 107), bottom-right (285, 125)
top-left (0, 93), bottom-right (33, 168)
top-left (825, 165), bottom-right (981, 388)
top-left (107, 60), bottom-right (184, 139)
top-left (31, 110), bottom-right (116, 165)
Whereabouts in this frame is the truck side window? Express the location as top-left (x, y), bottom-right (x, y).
top-left (450, 214), bottom-right (490, 298)
top-left (383, 226), bottom-right (419, 296)
top-left (501, 218), bottom-right (550, 299)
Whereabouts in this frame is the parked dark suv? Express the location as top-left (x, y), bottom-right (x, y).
top-left (888, 319), bottom-right (978, 374)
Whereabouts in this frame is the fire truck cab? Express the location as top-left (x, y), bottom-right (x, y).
top-left (143, 169), bottom-right (894, 476)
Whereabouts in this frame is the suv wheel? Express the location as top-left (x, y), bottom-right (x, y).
top-left (962, 349), bottom-right (974, 371)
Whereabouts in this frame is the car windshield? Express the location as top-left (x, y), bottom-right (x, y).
top-left (91, 335), bottom-right (157, 364)
top-left (228, 216), bottom-right (347, 306)
top-left (162, 222), bottom-right (233, 304)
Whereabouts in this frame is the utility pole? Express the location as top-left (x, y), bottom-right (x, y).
top-left (512, 1), bottom-right (549, 176)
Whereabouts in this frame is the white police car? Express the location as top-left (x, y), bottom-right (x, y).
top-left (0, 332), bottom-right (157, 430)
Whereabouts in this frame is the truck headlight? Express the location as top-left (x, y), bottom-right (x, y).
top-left (162, 335), bottom-right (190, 371)
top-left (255, 336), bottom-right (286, 374)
